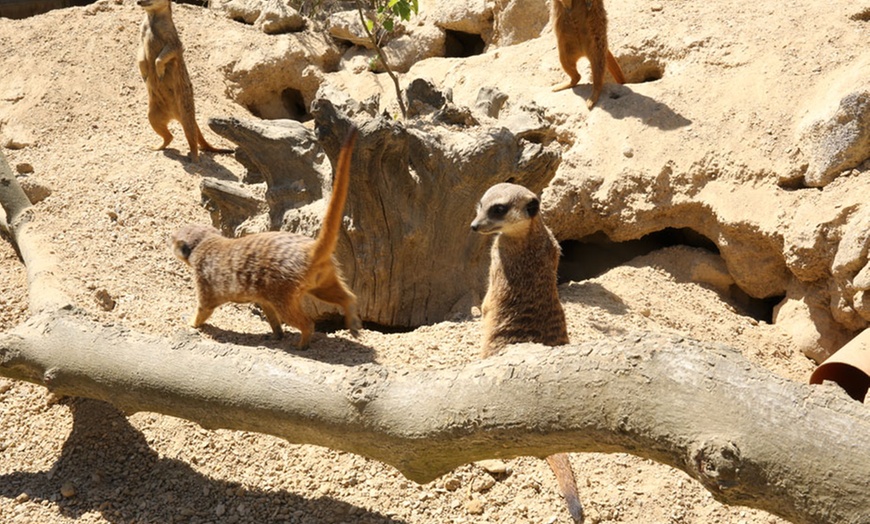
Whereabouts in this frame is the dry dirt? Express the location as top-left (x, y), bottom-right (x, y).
top-left (0, 1), bottom-right (830, 523)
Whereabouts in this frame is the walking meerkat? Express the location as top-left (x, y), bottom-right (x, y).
top-left (170, 129), bottom-right (361, 349)
top-left (471, 183), bottom-right (584, 523)
top-left (137, 0), bottom-right (231, 162)
top-left (551, 0), bottom-right (626, 110)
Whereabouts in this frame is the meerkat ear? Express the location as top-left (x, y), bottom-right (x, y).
top-left (526, 198), bottom-right (540, 218)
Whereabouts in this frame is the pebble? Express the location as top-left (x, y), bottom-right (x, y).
top-left (622, 146), bottom-right (634, 158)
top-left (15, 163), bottom-right (33, 174)
top-left (651, 3), bottom-right (663, 11)
top-left (442, 476), bottom-right (461, 491)
top-left (215, 503), bottom-right (226, 516)
top-left (476, 459), bottom-right (510, 475)
top-left (60, 481), bottom-right (76, 498)
top-left (471, 475), bottom-right (496, 493)
top-left (464, 497), bottom-right (484, 515)
top-left (94, 289), bottom-right (116, 311)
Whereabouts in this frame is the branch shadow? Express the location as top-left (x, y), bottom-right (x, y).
top-left (0, 398), bottom-right (406, 524)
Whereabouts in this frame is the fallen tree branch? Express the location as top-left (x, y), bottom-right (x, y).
top-left (0, 151), bottom-right (72, 313)
top-left (1, 311), bottom-right (868, 524)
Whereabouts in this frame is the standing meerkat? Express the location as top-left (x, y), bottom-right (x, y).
top-left (137, 0), bottom-right (231, 162)
top-left (471, 183), bottom-right (585, 523)
top-left (551, 0), bottom-right (626, 109)
top-left (170, 129), bottom-right (361, 349)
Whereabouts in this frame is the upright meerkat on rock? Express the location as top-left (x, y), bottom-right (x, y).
top-left (471, 183), bottom-right (585, 523)
top-left (170, 129), bottom-right (361, 350)
top-left (551, 0), bottom-right (626, 109)
top-left (137, 0), bottom-right (231, 162)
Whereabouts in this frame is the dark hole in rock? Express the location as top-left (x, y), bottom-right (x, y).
top-left (0, 0), bottom-right (93, 18)
top-left (558, 227), bottom-right (781, 323)
top-left (445, 30), bottom-right (486, 58)
top-left (246, 87), bottom-right (310, 121)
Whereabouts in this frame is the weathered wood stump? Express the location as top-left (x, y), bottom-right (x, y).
top-left (208, 82), bottom-right (561, 327)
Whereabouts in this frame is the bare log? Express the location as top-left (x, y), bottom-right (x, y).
top-left (0, 151), bottom-right (72, 313)
top-left (1, 311), bottom-right (869, 524)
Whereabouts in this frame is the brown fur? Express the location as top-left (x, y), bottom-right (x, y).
top-left (471, 183), bottom-right (584, 523)
top-left (551, 0), bottom-right (626, 109)
top-left (137, 0), bottom-right (232, 162)
top-left (171, 129), bottom-right (360, 349)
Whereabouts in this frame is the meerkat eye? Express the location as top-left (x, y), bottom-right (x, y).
top-left (526, 198), bottom-right (540, 218)
top-left (180, 244), bottom-right (192, 259)
top-left (488, 204), bottom-right (510, 220)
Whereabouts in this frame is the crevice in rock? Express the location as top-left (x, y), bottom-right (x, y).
top-left (558, 228), bottom-right (781, 323)
top-left (444, 30), bottom-right (486, 58)
top-left (246, 87), bottom-right (311, 121)
top-left (617, 54), bottom-right (667, 85)
top-left (558, 228), bottom-right (718, 283)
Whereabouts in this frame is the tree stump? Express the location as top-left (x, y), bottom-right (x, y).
top-left (208, 82), bottom-right (561, 327)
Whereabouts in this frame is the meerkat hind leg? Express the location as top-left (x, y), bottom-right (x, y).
top-left (281, 301), bottom-right (315, 350)
top-left (190, 304), bottom-right (215, 329)
top-left (259, 302), bottom-right (285, 339)
top-left (309, 278), bottom-right (362, 337)
top-left (148, 107), bottom-right (174, 151)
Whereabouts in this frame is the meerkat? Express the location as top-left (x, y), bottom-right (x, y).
top-left (137, 0), bottom-right (231, 162)
top-left (170, 129), bottom-right (360, 349)
top-left (551, 0), bottom-right (626, 110)
top-left (471, 183), bottom-right (584, 523)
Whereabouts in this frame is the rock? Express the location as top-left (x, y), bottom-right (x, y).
top-left (94, 289), bottom-right (116, 312)
top-left (17, 176), bottom-right (51, 204)
top-left (60, 481), bottom-right (76, 498)
top-left (423, 0), bottom-right (493, 42)
top-left (474, 86), bottom-right (508, 119)
top-left (441, 476), bottom-right (461, 491)
top-left (773, 280), bottom-right (855, 363)
top-left (490, 0), bottom-right (549, 47)
top-left (222, 0), bottom-right (306, 34)
top-left (221, 30), bottom-right (339, 120)
top-left (476, 459), bottom-right (510, 475)
top-left (15, 162), bottom-right (32, 174)
top-left (796, 58), bottom-right (870, 187)
top-left (406, 77), bottom-right (451, 117)
top-left (464, 497), bottom-right (485, 515)
top-left (471, 475), bottom-right (496, 492)
top-left (327, 10), bottom-right (373, 48)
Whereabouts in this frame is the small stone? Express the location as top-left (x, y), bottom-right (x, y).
top-left (15, 492), bottom-right (29, 503)
top-left (651, 3), bottom-right (663, 11)
top-left (476, 459), bottom-right (509, 475)
top-left (471, 475), bottom-right (496, 493)
top-left (442, 476), bottom-right (461, 491)
top-left (622, 146), bottom-right (634, 158)
top-left (215, 503), bottom-right (226, 516)
top-left (94, 289), bottom-right (116, 311)
top-left (60, 481), bottom-right (76, 498)
top-left (15, 163), bottom-right (33, 174)
top-left (465, 497), bottom-right (484, 515)
top-left (107, 210), bottom-right (119, 221)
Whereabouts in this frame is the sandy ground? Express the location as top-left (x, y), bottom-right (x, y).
top-left (0, 1), bottom-right (826, 523)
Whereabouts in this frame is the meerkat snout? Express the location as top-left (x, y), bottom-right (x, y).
top-left (470, 183), bottom-right (540, 236)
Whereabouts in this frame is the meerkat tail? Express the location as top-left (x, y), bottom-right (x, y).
top-left (546, 453), bottom-right (585, 523)
top-left (195, 125), bottom-right (234, 154)
top-left (606, 49), bottom-right (626, 84)
top-left (310, 127), bottom-right (358, 267)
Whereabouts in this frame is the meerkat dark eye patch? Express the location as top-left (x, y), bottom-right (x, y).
top-left (180, 244), bottom-right (192, 259)
top-left (488, 204), bottom-right (510, 220)
top-left (526, 198), bottom-right (540, 218)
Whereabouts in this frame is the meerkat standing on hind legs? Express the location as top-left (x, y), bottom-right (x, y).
top-left (137, 0), bottom-right (232, 162)
top-left (551, 0), bottom-right (626, 110)
top-left (170, 129), bottom-right (361, 350)
top-left (471, 183), bottom-right (585, 523)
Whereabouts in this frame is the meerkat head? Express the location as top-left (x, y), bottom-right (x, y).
top-left (137, 0), bottom-right (170, 12)
top-left (470, 183), bottom-right (541, 237)
top-left (170, 224), bottom-right (220, 264)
